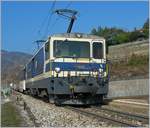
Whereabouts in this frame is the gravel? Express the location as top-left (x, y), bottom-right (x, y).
top-left (19, 94), bottom-right (111, 127)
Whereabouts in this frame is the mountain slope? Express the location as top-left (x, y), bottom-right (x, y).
top-left (1, 50), bottom-right (32, 84)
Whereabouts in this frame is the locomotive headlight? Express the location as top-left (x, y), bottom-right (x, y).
top-left (99, 68), bottom-right (101, 72)
top-left (55, 67), bottom-right (61, 73)
top-left (99, 68), bottom-right (104, 77)
top-left (99, 68), bottom-right (104, 73)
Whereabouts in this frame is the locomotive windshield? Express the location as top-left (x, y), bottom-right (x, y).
top-left (54, 40), bottom-right (90, 58)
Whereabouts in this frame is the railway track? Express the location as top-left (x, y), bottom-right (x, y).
top-left (66, 106), bottom-right (148, 127)
top-left (94, 106), bottom-right (149, 122)
top-left (15, 91), bottom-right (149, 127)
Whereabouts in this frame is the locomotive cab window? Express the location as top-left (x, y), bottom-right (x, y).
top-left (45, 42), bottom-right (49, 60)
top-left (93, 42), bottom-right (103, 59)
top-left (54, 40), bottom-right (90, 58)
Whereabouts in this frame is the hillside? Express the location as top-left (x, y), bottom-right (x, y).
top-left (108, 40), bottom-right (149, 81)
top-left (1, 50), bottom-right (32, 84)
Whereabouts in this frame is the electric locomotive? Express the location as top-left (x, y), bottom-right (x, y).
top-left (19, 9), bottom-right (109, 105)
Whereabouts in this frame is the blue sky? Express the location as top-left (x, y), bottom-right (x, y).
top-left (2, 1), bottom-right (149, 54)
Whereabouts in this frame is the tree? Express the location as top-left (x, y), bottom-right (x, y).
top-left (91, 28), bottom-right (97, 35)
top-left (143, 18), bottom-right (149, 29)
top-left (129, 31), bottom-right (141, 41)
top-left (91, 26), bottom-right (129, 45)
top-left (91, 18), bottom-right (149, 45)
top-left (143, 18), bottom-right (149, 38)
top-left (115, 33), bottom-right (130, 44)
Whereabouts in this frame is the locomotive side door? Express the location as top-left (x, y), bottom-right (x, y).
top-left (91, 40), bottom-right (106, 77)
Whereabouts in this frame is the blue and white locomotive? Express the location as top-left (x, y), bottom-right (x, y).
top-left (18, 9), bottom-right (109, 105)
top-left (20, 33), bottom-right (109, 105)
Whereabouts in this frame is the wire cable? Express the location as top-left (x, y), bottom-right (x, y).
top-left (42, 0), bottom-right (57, 39)
top-left (36, 1), bottom-right (56, 39)
top-left (65, 1), bottom-right (72, 9)
top-left (32, 0), bottom-right (57, 53)
top-left (48, 16), bottom-right (60, 34)
top-left (40, 1), bottom-right (74, 40)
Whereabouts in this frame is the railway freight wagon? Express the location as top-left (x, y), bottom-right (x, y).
top-left (22, 33), bottom-right (109, 105)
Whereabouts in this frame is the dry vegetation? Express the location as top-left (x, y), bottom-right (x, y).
top-left (109, 54), bottom-right (149, 81)
top-left (1, 102), bottom-right (22, 127)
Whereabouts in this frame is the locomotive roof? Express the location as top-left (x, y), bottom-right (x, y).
top-left (50, 33), bottom-right (105, 40)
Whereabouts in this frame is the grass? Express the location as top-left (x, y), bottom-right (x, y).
top-left (1, 102), bottom-right (22, 127)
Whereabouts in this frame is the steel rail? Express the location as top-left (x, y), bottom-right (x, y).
top-left (93, 106), bottom-right (149, 121)
top-left (66, 106), bottom-right (139, 127)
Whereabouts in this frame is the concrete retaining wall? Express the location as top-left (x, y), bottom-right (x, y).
top-left (108, 79), bottom-right (149, 98)
top-left (108, 40), bottom-right (149, 62)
